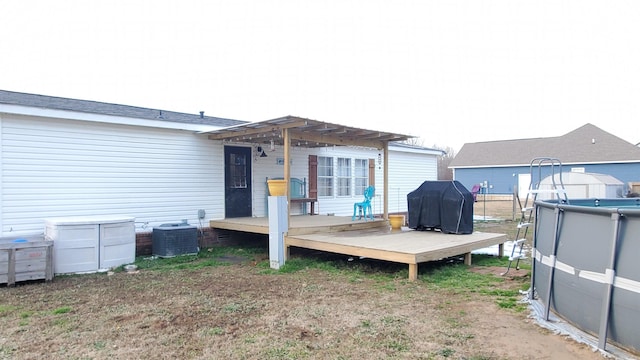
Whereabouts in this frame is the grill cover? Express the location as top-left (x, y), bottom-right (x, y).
top-left (407, 180), bottom-right (474, 234)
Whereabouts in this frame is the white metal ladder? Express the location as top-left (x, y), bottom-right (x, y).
top-left (502, 157), bottom-right (568, 275)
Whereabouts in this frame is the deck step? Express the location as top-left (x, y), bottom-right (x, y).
top-left (289, 218), bottom-right (390, 235)
top-left (517, 222), bottom-right (532, 229)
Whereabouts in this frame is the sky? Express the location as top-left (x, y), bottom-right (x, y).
top-left (2, 0), bottom-right (639, 153)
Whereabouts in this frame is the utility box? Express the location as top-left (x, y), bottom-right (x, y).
top-left (268, 196), bottom-right (288, 269)
top-left (44, 215), bottom-right (136, 274)
top-left (152, 223), bottom-right (198, 258)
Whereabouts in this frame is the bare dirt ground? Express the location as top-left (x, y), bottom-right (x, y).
top-left (0, 200), bottom-right (620, 360)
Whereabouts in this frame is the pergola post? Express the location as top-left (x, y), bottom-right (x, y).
top-left (383, 141), bottom-right (389, 220)
top-left (283, 128), bottom-right (291, 225)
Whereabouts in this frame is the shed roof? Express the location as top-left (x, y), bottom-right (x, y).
top-left (449, 124), bottom-right (640, 168)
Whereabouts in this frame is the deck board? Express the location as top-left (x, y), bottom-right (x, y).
top-left (210, 216), bottom-right (507, 280)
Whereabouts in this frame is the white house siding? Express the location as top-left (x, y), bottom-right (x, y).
top-left (245, 144), bottom-right (384, 217)
top-left (1, 114), bottom-right (224, 236)
top-left (282, 145), bottom-right (439, 218)
top-left (387, 147), bottom-right (438, 214)
top-left (309, 146), bottom-right (378, 217)
top-left (250, 144), bottom-right (313, 217)
top-left (249, 145), bottom-right (383, 217)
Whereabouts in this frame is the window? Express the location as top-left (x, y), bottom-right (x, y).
top-left (229, 153), bottom-right (248, 188)
top-left (317, 156), bottom-right (369, 198)
top-left (318, 156), bottom-right (333, 196)
top-left (337, 157), bottom-right (351, 196)
top-left (355, 159), bottom-right (368, 195)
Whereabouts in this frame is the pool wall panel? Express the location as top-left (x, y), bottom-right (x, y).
top-left (534, 199), bottom-right (640, 355)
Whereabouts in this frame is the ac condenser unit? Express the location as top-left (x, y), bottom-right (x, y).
top-left (152, 223), bottom-right (198, 258)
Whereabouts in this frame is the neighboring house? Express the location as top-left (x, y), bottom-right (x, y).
top-left (0, 90), bottom-right (442, 249)
top-left (449, 124), bottom-right (640, 198)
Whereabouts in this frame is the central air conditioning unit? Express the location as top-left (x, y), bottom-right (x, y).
top-left (152, 222), bottom-right (198, 258)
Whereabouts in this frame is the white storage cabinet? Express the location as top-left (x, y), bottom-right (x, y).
top-left (44, 216), bottom-right (135, 274)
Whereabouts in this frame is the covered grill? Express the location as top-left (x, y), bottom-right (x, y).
top-left (407, 180), bottom-right (474, 234)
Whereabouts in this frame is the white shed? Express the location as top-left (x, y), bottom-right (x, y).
top-left (538, 171), bottom-right (624, 200)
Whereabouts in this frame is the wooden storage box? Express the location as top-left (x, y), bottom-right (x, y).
top-left (0, 237), bottom-right (54, 286)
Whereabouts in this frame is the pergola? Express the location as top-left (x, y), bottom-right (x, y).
top-left (204, 115), bottom-right (415, 220)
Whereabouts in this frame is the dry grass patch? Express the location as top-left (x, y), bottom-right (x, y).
top-left (0, 201), bottom-right (605, 359)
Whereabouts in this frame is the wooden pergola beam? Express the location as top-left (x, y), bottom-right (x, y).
top-left (207, 119), bottom-right (309, 141)
top-left (288, 130), bottom-right (385, 150)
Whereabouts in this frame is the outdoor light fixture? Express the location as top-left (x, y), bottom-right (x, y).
top-left (257, 146), bottom-right (267, 158)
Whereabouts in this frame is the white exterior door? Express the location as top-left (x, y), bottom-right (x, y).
top-left (518, 173), bottom-right (531, 200)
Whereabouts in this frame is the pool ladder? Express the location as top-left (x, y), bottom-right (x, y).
top-left (502, 158), bottom-right (568, 276)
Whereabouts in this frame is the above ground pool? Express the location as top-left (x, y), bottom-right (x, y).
top-left (532, 198), bottom-right (640, 356)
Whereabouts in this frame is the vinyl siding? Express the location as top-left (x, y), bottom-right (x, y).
top-left (454, 163), bottom-right (640, 196)
top-left (312, 146), bottom-right (438, 216)
top-left (250, 145), bottom-right (313, 217)
top-left (387, 150), bottom-right (438, 214)
top-left (1, 114), bottom-right (224, 236)
top-left (454, 167), bottom-right (522, 196)
top-left (0, 112), bottom-right (442, 235)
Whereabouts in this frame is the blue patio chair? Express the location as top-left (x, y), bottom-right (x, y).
top-left (352, 186), bottom-right (375, 221)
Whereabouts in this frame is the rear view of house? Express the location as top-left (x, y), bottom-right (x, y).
top-left (0, 90), bottom-right (442, 254)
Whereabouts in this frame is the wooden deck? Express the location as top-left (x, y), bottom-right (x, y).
top-left (209, 216), bottom-right (507, 281)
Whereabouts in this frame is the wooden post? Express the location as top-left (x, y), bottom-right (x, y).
top-left (408, 263), bottom-right (418, 281)
top-left (383, 142), bottom-right (389, 219)
top-left (283, 128), bottom-right (291, 226)
top-left (284, 241), bottom-right (290, 261)
top-left (8, 249), bottom-right (16, 286)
